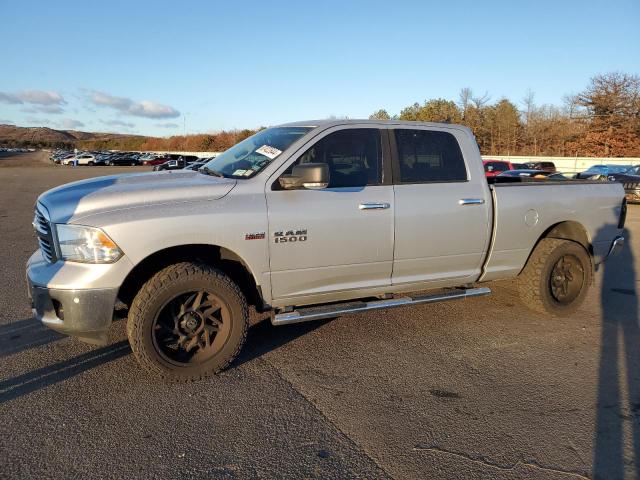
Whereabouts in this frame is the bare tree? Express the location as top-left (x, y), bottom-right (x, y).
top-left (458, 87), bottom-right (473, 116)
top-left (522, 89), bottom-right (536, 124)
top-left (471, 91), bottom-right (491, 109)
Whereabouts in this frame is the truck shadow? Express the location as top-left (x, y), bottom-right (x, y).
top-left (0, 316), bottom-right (325, 405)
top-left (0, 340), bottom-right (131, 405)
top-left (233, 317), bottom-right (327, 367)
top-left (0, 318), bottom-right (65, 358)
top-left (593, 227), bottom-right (640, 479)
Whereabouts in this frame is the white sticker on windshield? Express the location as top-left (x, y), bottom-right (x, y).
top-left (233, 169), bottom-right (247, 176)
top-left (256, 145), bottom-right (282, 159)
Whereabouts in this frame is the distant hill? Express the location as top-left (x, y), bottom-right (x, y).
top-left (0, 123), bottom-right (259, 153)
top-left (0, 124), bottom-right (151, 150)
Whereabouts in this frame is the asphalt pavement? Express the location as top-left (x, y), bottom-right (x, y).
top-left (1, 152), bottom-right (639, 479)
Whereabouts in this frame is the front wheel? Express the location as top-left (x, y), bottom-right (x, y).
top-left (517, 238), bottom-right (592, 316)
top-left (127, 262), bottom-right (248, 382)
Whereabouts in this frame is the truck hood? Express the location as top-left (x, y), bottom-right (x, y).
top-left (38, 170), bottom-right (237, 223)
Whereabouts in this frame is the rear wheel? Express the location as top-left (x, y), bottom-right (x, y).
top-left (88, 161), bottom-right (94, 166)
top-left (127, 262), bottom-right (248, 382)
top-left (517, 238), bottom-right (592, 316)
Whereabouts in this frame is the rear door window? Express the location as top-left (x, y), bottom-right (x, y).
top-left (394, 129), bottom-right (467, 183)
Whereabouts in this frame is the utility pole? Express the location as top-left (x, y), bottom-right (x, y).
top-left (183, 114), bottom-right (187, 151)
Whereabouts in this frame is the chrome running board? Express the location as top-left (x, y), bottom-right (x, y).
top-left (272, 287), bottom-right (491, 326)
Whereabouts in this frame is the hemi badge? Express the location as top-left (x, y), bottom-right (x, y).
top-left (245, 232), bottom-right (265, 240)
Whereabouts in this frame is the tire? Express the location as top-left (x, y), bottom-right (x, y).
top-left (88, 161), bottom-right (94, 166)
top-left (127, 262), bottom-right (248, 382)
top-left (517, 238), bottom-right (592, 316)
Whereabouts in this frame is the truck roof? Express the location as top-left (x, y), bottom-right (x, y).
top-left (277, 119), bottom-right (473, 133)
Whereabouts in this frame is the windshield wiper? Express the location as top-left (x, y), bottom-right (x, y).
top-left (200, 166), bottom-right (224, 178)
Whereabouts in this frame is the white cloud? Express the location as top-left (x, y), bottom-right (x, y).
top-left (21, 104), bottom-right (65, 114)
top-left (90, 91), bottom-right (131, 110)
top-left (60, 118), bottom-right (85, 129)
top-left (0, 93), bottom-right (21, 104)
top-left (101, 119), bottom-right (135, 128)
top-left (0, 90), bottom-right (66, 106)
top-left (156, 122), bottom-right (179, 128)
top-left (25, 116), bottom-right (49, 125)
top-left (20, 90), bottom-right (65, 105)
top-left (87, 90), bottom-right (180, 119)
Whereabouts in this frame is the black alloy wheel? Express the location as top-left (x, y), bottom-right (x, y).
top-left (152, 290), bottom-right (231, 366)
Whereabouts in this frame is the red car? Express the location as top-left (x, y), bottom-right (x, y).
top-left (483, 160), bottom-right (513, 177)
top-left (142, 156), bottom-right (170, 166)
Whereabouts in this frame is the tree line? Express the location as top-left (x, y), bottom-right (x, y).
top-left (137, 129), bottom-right (258, 152)
top-left (5, 72), bottom-right (638, 157)
top-left (370, 72), bottom-right (640, 157)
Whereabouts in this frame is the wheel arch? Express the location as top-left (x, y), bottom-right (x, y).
top-left (118, 244), bottom-right (265, 311)
top-left (542, 220), bottom-right (591, 252)
top-left (519, 220), bottom-right (593, 276)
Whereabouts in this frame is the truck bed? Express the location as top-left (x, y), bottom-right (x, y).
top-left (479, 180), bottom-right (624, 282)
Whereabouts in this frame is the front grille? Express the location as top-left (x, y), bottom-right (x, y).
top-left (33, 206), bottom-right (56, 263)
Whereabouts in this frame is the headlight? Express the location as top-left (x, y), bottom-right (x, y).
top-left (55, 224), bottom-right (123, 263)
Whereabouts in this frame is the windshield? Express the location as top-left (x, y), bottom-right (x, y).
top-left (608, 165), bottom-right (631, 174)
top-left (201, 126), bottom-right (312, 178)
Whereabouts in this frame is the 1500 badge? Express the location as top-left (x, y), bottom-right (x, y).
top-left (274, 228), bottom-right (308, 243)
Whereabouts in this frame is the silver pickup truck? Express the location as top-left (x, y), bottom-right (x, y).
top-left (27, 120), bottom-right (627, 381)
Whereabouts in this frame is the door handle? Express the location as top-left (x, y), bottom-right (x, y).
top-left (458, 198), bottom-right (485, 206)
top-left (359, 202), bottom-right (390, 210)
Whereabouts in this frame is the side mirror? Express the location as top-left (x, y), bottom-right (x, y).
top-left (279, 163), bottom-right (330, 190)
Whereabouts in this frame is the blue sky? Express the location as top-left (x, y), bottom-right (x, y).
top-left (0, 0), bottom-right (638, 137)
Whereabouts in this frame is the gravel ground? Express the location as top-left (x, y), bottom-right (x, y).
top-left (0, 151), bottom-right (638, 479)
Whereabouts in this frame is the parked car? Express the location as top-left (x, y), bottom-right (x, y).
top-left (604, 165), bottom-right (640, 204)
top-left (63, 153), bottom-right (96, 165)
top-left (57, 153), bottom-right (75, 165)
top-left (184, 161), bottom-right (206, 171)
top-left (483, 160), bottom-right (513, 177)
top-left (153, 155), bottom-right (200, 171)
top-left (511, 162), bottom-right (528, 170)
top-left (105, 153), bottom-right (140, 166)
top-left (92, 153), bottom-right (114, 165)
top-left (622, 165), bottom-right (640, 176)
top-left (27, 119), bottom-right (626, 381)
top-left (50, 150), bottom-right (72, 163)
top-left (575, 164), bottom-right (630, 179)
top-left (142, 156), bottom-right (168, 166)
top-left (138, 153), bottom-right (158, 163)
top-left (496, 170), bottom-right (568, 181)
top-left (525, 161), bottom-right (556, 173)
